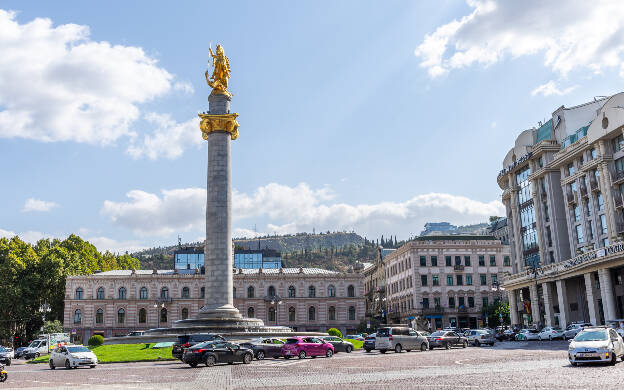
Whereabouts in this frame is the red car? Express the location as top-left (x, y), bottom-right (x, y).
top-left (281, 337), bottom-right (334, 359)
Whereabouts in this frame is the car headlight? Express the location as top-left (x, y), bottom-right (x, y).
top-left (70, 354), bottom-right (79, 359)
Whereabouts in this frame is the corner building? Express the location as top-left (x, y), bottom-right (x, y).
top-left (500, 93), bottom-right (624, 328)
top-left (383, 236), bottom-right (511, 330)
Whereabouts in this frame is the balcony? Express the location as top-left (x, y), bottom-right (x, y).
top-left (422, 306), bottom-right (444, 315)
top-left (579, 182), bottom-right (588, 198)
top-left (566, 190), bottom-right (578, 205)
top-left (617, 222), bottom-right (624, 235)
top-left (589, 175), bottom-right (600, 192)
top-left (157, 297), bottom-right (172, 303)
top-left (454, 264), bottom-right (464, 271)
top-left (611, 169), bottom-right (624, 186)
top-left (615, 193), bottom-right (624, 209)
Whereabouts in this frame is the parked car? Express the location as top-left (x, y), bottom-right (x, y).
top-left (49, 345), bottom-right (97, 369)
top-left (563, 323), bottom-right (592, 340)
top-left (239, 337), bottom-right (285, 360)
top-left (125, 331), bottom-right (145, 337)
top-left (538, 326), bottom-right (564, 340)
top-left (364, 333), bottom-right (376, 353)
top-left (320, 336), bottom-right (354, 353)
top-left (605, 320), bottom-right (624, 338)
top-left (515, 329), bottom-right (540, 341)
top-left (466, 329), bottom-right (496, 346)
top-left (344, 334), bottom-right (365, 341)
top-left (0, 347), bottom-right (12, 366)
top-left (427, 331), bottom-right (468, 349)
top-left (281, 337), bottom-right (334, 359)
top-left (182, 341), bottom-right (253, 367)
top-left (568, 327), bottom-right (624, 366)
top-left (23, 333), bottom-right (69, 359)
top-left (375, 327), bottom-right (429, 353)
top-left (172, 333), bottom-right (226, 360)
top-left (14, 347), bottom-right (27, 359)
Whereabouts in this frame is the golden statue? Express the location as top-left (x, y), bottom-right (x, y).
top-left (206, 44), bottom-right (231, 97)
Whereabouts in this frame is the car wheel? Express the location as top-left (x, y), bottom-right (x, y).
top-left (227, 361), bottom-right (234, 365)
top-left (406, 349), bottom-right (411, 352)
top-left (475, 340), bottom-right (480, 347)
top-left (444, 342), bottom-right (450, 350)
top-left (562, 334), bottom-right (567, 341)
top-left (284, 356), bottom-right (291, 359)
top-left (205, 355), bottom-right (216, 367)
top-left (538, 336), bottom-right (542, 341)
top-left (549, 335), bottom-right (553, 341)
top-left (420, 343), bottom-right (427, 352)
top-left (35, 353), bottom-right (40, 358)
top-left (189, 362), bottom-right (198, 368)
top-left (610, 354), bottom-right (617, 366)
top-left (243, 353), bottom-right (253, 364)
top-left (570, 361), bottom-right (577, 366)
top-left (429, 346), bottom-right (434, 350)
top-left (365, 349), bottom-right (371, 353)
top-left (298, 351), bottom-right (306, 359)
top-left (395, 344), bottom-right (402, 353)
top-left (5, 360), bottom-right (10, 366)
top-left (380, 350), bottom-right (387, 354)
top-left (65, 360), bottom-right (71, 370)
top-left (49, 360), bottom-right (55, 370)
top-left (256, 351), bottom-right (265, 360)
top-left (90, 365), bottom-right (96, 369)
top-left (326, 349), bottom-right (333, 358)
top-left (345, 346), bottom-right (353, 353)
top-left (462, 341), bottom-right (468, 348)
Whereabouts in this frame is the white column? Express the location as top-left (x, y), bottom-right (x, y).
top-left (584, 272), bottom-right (600, 325)
top-left (542, 282), bottom-right (555, 327)
top-left (508, 290), bottom-right (519, 325)
top-left (529, 284), bottom-right (541, 325)
top-left (598, 268), bottom-right (617, 321)
top-left (556, 279), bottom-right (570, 328)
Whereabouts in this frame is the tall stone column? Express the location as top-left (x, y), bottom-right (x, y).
top-left (529, 284), bottom-right (541, 326)
top-left (598, 268), bottom-right (617, 321)
top-left (198, 92), bottom-right (241, 319)
top-left (508, 290), bottom-right (519, 326)
top-left (556, 279), bottom-right (570, 328)
top-left (541, 282), bottom-right (555, 327)
top-left (584, 272), bottom-right (600, 325)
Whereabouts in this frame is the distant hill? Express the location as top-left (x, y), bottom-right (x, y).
top-left (235, 232), bottom-right (365, 252)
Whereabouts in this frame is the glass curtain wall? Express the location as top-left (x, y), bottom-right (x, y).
top-left (517, 166), bottom-right (540, 267)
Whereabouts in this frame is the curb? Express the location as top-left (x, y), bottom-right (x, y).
top-left (27, 358), bottom-right (177, 365)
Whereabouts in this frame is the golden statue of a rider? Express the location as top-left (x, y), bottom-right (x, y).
top-left (206, 44), bottom-right (231, 97)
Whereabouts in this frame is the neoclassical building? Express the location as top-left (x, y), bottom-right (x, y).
top-left (64, 267), bottom-right (366, 343)
top-left (499, 93), bottom-right (624, 328)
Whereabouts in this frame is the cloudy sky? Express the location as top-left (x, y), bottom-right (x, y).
top-left (2, 0), bottom-right (623, 252)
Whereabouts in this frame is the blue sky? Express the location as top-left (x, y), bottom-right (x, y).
top-left (1, 1), bottom-right (623, 252)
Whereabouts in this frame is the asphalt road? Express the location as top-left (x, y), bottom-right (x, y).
top-left (3, 340), bottom-right (624, 389)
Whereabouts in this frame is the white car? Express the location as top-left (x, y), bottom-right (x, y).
top-left (538, 326), bottom-right (564, 341)
top-left (569, 327), bottom-right (624, 366)
top-left (515, 329), bottom-right (540, 341)
top-left (49, 345), bottom-right (97, 369)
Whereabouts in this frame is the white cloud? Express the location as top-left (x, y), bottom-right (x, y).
top-left (415, 0), bottom-right (624, 78)
top-left (86, 236), bottom-right (146, 254)
top-left (0, 229), bottom-right (47, 243)
top-left (173, 81), bottom-right (194, 94)
top-left (101, 183), bottom-right (504, 239)
top-left (490, 122), bottom-right (497, 128)
top-left (126, 113), bottom-right (202, 160)
top-left (531, 80), bottom-right (578, 97)
top-left (0, 228), bottom-right (16, 238)
top-left (0, 9), bottom-right (173, 144)
top-left (22, 197), bottom-right (58, 212)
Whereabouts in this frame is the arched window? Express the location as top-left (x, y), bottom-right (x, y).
top-left (138, 308), bottom-right (146, 323)
top-left (97, 287), bottom-right (105, 300)
top-left (96, 308), bottom-right (103, 324)
top-left (74, 309), bottom-right (81, 324)
top-left (233, 287), bottom-right (236, 298)
top-left (328, 306), bottom-right (336, 321)
top-left (75, 287), bottom-right (83, 300)
top-left (348, 306), bottom-right (356, 321)
top-left (289, 307), bottom-right (296, 322)
top-left (347, 285), bottom-right (355, 297)
top-left (288, 286), bottom-right (296, 298)
top-left (247, 286), bottom-right (255, 298)
top-left (139, 287), bottom-right (148, 299)
top-left (328, 285), bottom-right (336, 297)
top-left (200, 287), bottom-right (205, 298)
top-left (308, 286), bottom-right (316, 298)
top-left (181, 308), bottom-right (189, 320)
top-left (268, 286), bottom-right (276, 297)
top-left (118, 287), bottom-right (126, 300)
top-left (160, 308), bottom-right (167, 323)
top-left (308, 306), bottom-right (316, 321)
top-left (181, 287), bottom-right (190, 298)
top-left (269, 307), bottom-right (276, 322)
top-left (161, 287), bottom-right (169, 299)
top-left (117, 308), bottom-right (125, 324)
top-left (247, 307), bottom-right (255, 318)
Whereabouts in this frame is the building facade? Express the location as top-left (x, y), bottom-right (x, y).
top-left (364, 247), bottom-right (394, 324)
top-left (383, 236), bottom-right (511, 330)
top-left (499, 93), bottom-right (624, 328)
top-left (173, 246), bottom-right (282, 270)
top-left (64, 267), bottom-right (365, 343)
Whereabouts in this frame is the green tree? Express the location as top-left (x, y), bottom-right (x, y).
top-left (43, 320), bottom-right (63, 334)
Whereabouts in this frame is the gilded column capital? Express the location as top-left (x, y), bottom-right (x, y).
top-left (198, 113), bottom-right (240, 140)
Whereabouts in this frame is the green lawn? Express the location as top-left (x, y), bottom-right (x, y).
top-left (29, 343), bottom-right (174, 364)
top-left (343, 339), bottom-right (363, 349)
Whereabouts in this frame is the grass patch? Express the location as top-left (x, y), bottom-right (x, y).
top-left (344, 339), bottom-right (363, 349)
top-left (28, 343), bottom-right (174, 364)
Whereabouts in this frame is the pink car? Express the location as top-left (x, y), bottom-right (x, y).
top-left (281, 336), bottom-right (334, 359)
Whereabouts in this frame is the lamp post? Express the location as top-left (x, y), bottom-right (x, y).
top-left (153, 302), bottom-right (165, 328)
top-left (270, 299), bottom-right (283, 326)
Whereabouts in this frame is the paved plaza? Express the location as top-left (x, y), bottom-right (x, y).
top-left (4, 341), bottom-right (624, 389)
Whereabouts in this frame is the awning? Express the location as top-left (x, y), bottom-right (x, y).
top-left (425, 314), bottom-right (443, 319)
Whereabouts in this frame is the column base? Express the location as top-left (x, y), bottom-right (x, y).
top-left (198, 304), bottom-right (242, 319)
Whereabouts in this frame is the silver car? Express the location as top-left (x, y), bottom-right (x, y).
top-left (375, 326), bottom-right (429, 353)
top-left (466, 329), bottom-right (496, 346)
top-left (568, 327), bottom-right (624, 366)
top-left (563, 323), bottom-right (592, 340)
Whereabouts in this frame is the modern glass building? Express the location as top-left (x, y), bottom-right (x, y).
top-left (173, 247), bottom-right (282, 270)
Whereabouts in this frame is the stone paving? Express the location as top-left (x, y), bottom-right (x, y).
top-left (4, 341), bottom-right (624, 389)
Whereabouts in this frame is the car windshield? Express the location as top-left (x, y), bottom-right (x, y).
top-left (529, 330), bottom-right (539, 334)
top-left (552, 327), bottom-right (562, 331)
top-left (67, 346), bottom-right (90, 353)
top-left (575, 330), bottom-right (608, 341)
top-left (28, 341), bottom-right (41, 348)
top-left (377, 328), bottom-right (390, 337)
top-left (285, 339), bottom-right (299, 344)
top-left (192, 341), bottom-right (214, 349)
top-left (430, 331), bottom-right (445, 337)
top-left (176, 336), bottom-right (190, 344)
top-left (0, 347), bottom-right (5, 352)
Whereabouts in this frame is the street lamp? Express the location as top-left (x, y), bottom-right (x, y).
top-left (153, 302), bottom-right (165, 328)
top-left (270, 299), bottom-right (283, 326)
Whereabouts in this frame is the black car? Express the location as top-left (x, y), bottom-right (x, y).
top-left (427, 331), bottom-right (468, 349)
top-left (239, 337), bottom-right (285, 360)
top-left (172, 333), bottom-right (226, 360)
top-left (182, 341), bottom-right (253, 367)
top-left (320, 336), bottom-right (354, 353)
top-left (364, 333), bottom-right (376, 352)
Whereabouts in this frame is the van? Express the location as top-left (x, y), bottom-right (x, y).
top-left (375, 327), bottom-right (429, 353)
